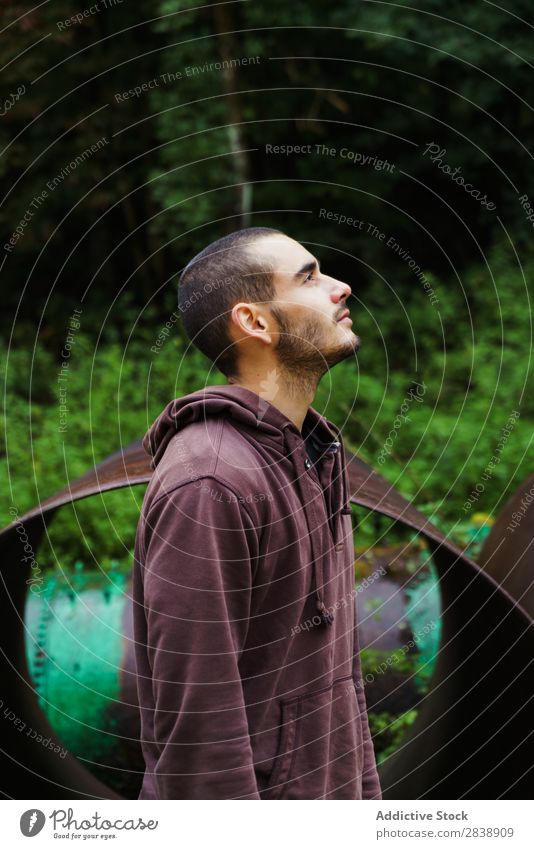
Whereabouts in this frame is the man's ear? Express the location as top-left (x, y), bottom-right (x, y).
top-left (230, 303), bottom-right (274, 349)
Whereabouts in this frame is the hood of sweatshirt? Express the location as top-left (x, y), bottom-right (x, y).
top-left (142, 383), bottom-right (349, 626)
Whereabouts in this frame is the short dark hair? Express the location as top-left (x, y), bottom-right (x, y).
top-left (178, 227), bottom-right (284, 379)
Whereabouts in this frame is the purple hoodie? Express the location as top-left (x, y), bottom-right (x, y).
top-left (133, 384), bottom-right (382, 800)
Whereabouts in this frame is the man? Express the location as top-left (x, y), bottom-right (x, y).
top-left (133, 226), bottom-right (382, 800)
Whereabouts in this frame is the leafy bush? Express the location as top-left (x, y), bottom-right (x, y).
top-left (2, 241), bottom-right (532, 571)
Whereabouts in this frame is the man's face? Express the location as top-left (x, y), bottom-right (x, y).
top-left (246, 234), bottom-right (360, 374)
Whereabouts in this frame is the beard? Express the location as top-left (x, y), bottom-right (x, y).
top-left (269, 304), bottom-right (360, 380)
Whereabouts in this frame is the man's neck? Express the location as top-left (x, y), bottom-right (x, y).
top-left (227, 371), bottom-right (319, 432)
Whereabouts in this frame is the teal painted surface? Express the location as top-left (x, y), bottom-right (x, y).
top-left (404, 557), bottom-right (442, 688)
top-left (25, 562), bottom-right (128, 761)
top-left (24, 555), bottom-right (443, 765)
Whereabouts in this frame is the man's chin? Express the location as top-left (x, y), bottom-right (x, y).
top-left (338, 328), bottom-right (361, 352)
top-left (322, 335), bottom-right (360, 369)
top-left (338, 323), bottom-right (360, 345)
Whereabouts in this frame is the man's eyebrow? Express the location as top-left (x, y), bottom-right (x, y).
top-left (294, 259), bottom-right (319, 279)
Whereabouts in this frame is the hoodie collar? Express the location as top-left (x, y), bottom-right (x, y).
top-left (143, 383), bottom-right (345, 627)
top-left (143, 383), bottom-right (340, 467)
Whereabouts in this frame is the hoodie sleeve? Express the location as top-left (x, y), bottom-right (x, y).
top-left (352, 597), bottom-right (383, 800)
top-left (140, 476), bottom-right (261, 800)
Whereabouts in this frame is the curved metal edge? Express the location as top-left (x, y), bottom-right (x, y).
top-left (345, 454), bottom-right (532, 626)
top-left (1, 441), bottom-right (533, 799)
top-left (0, 510), bottom-right (122, 800)
top-left (478, 472), bottom-right (534, 620)
top-left (379, 538), bottom-right (534, 799)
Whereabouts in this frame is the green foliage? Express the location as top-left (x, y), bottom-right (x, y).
top-left (2, 0), bottom-right (533, 777)
top-left (2, 238), bottom-right (533, 567)
top-left (370, 708), bottom-right (419, 764)
top-left (3, 0), bottom-right (534, 330)
top-left (312, 239), bottom-right (534, 533)
top-left (0, 3), bottom-right (165, 329)
top-left (146, 0), bottom-right (534, 290)
top-left (361, 647), bottom-right (419, 680)
top-left (1, 328), bottom-right (223, 568)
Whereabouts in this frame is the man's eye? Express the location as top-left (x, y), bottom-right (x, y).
top-left (305, 272), bottom-right (314, 282)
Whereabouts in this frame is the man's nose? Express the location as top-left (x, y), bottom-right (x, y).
top-left (329, 277), bottom-right (351, 301)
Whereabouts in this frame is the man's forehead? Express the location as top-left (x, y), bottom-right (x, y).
top-left (246, 234), bottom-right (315, 271)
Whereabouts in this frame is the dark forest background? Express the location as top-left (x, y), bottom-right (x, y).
top-left (1, 1), bottom-right (533, 566)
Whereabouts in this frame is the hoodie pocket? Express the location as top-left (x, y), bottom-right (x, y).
top-left (335, 507), bottom-right (353, 551)
top-left (264, 674), bottom-right (363, 800)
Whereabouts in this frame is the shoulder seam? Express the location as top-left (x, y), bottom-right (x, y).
top-left (147, 474), bottom-right (259, 529)
top-left (211, 418), bottom-right (225, 477)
